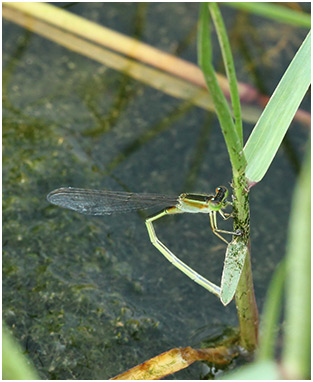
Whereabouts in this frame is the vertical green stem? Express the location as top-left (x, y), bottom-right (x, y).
top-left (235, 250), bottom-right (259, 350)
top-left (198, 2), bottom-right (259, 351)
top-left (232, 175), bottom-right (259, 351)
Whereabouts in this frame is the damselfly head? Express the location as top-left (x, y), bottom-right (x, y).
top-left (208, 186), bottom-right (228, 211)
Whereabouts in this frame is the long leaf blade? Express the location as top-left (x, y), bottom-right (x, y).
top-left (224, 3), bottom-right (311, 28)
top-left (198, 3), bottom-right (245, 176)
top-left (244, 31), bottom-right (311, 184)
top-left (282, 145), bottom-right (310, 378)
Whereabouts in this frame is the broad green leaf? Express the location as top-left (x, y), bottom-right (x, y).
top-left (220, 241), bottom-right (248, 306)
top-left (244, 31), bottom-right (311, 183)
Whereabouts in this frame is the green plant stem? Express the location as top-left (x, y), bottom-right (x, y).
top-left (235, 248), bottom-right (259, 351)
top-left (232, 175), bottom-right (259, 351)
top-left (198, 2), bottom-right (258, 351)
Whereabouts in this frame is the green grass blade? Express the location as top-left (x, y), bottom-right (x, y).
top-left (219, 359), bottom-right (281, 380)
top-left (257, 260), bottom-right (285, 361)
top-left (224, 2), bottom-right (311, 28)
top-left (282, 145), bottom-right (310, 379)
top-left (198, 3), bottom-right (246, 176)
top-left (244, 31), bottom-right (311, 184)
top-left (220, 241), bottom-right (248, 306)
top-left (208, 3), bottom-right (243, 145)
top-left (3, 324), bottom-right (40, 380)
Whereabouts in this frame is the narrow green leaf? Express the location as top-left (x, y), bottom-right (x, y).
top-left (244, 31), bottom-right (311, 183)
top-left (3, 325), bottom-right (40, 380)
top-left (219, 359), bottom-right (281, 380)
top-left (220, 241), bottom-right (248, 306)
top-left (198, 3), bottom-right (246, 176)
top-left (282, 145), bottom-right (310, 379)
top-left (257, 260), bottom-right (286, 361)
top-left (224, 2), bottom-right (311, 28)
top-left (198, 3), bottom-right (212, 65)
top-left (208, 3), bottom-right (243, 145)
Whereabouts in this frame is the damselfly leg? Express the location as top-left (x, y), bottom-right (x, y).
top-left (47, 186), bottom-right (240, 299)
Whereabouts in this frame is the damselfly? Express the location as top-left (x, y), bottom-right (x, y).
top-left (47, 186), bottom-right (240, 299)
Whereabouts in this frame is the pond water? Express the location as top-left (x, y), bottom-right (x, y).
top-left (3, 3), bottom-right (310, 379)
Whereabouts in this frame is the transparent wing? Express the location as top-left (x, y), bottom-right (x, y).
top-left (47, 187), bottom-right (178, 215)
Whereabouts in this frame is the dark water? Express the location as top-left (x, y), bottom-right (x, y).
top-left (2, 3), bottom-right (310, 379)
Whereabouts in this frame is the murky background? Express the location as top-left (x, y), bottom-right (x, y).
top-left (3, 3), bottom-right (310, 379)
